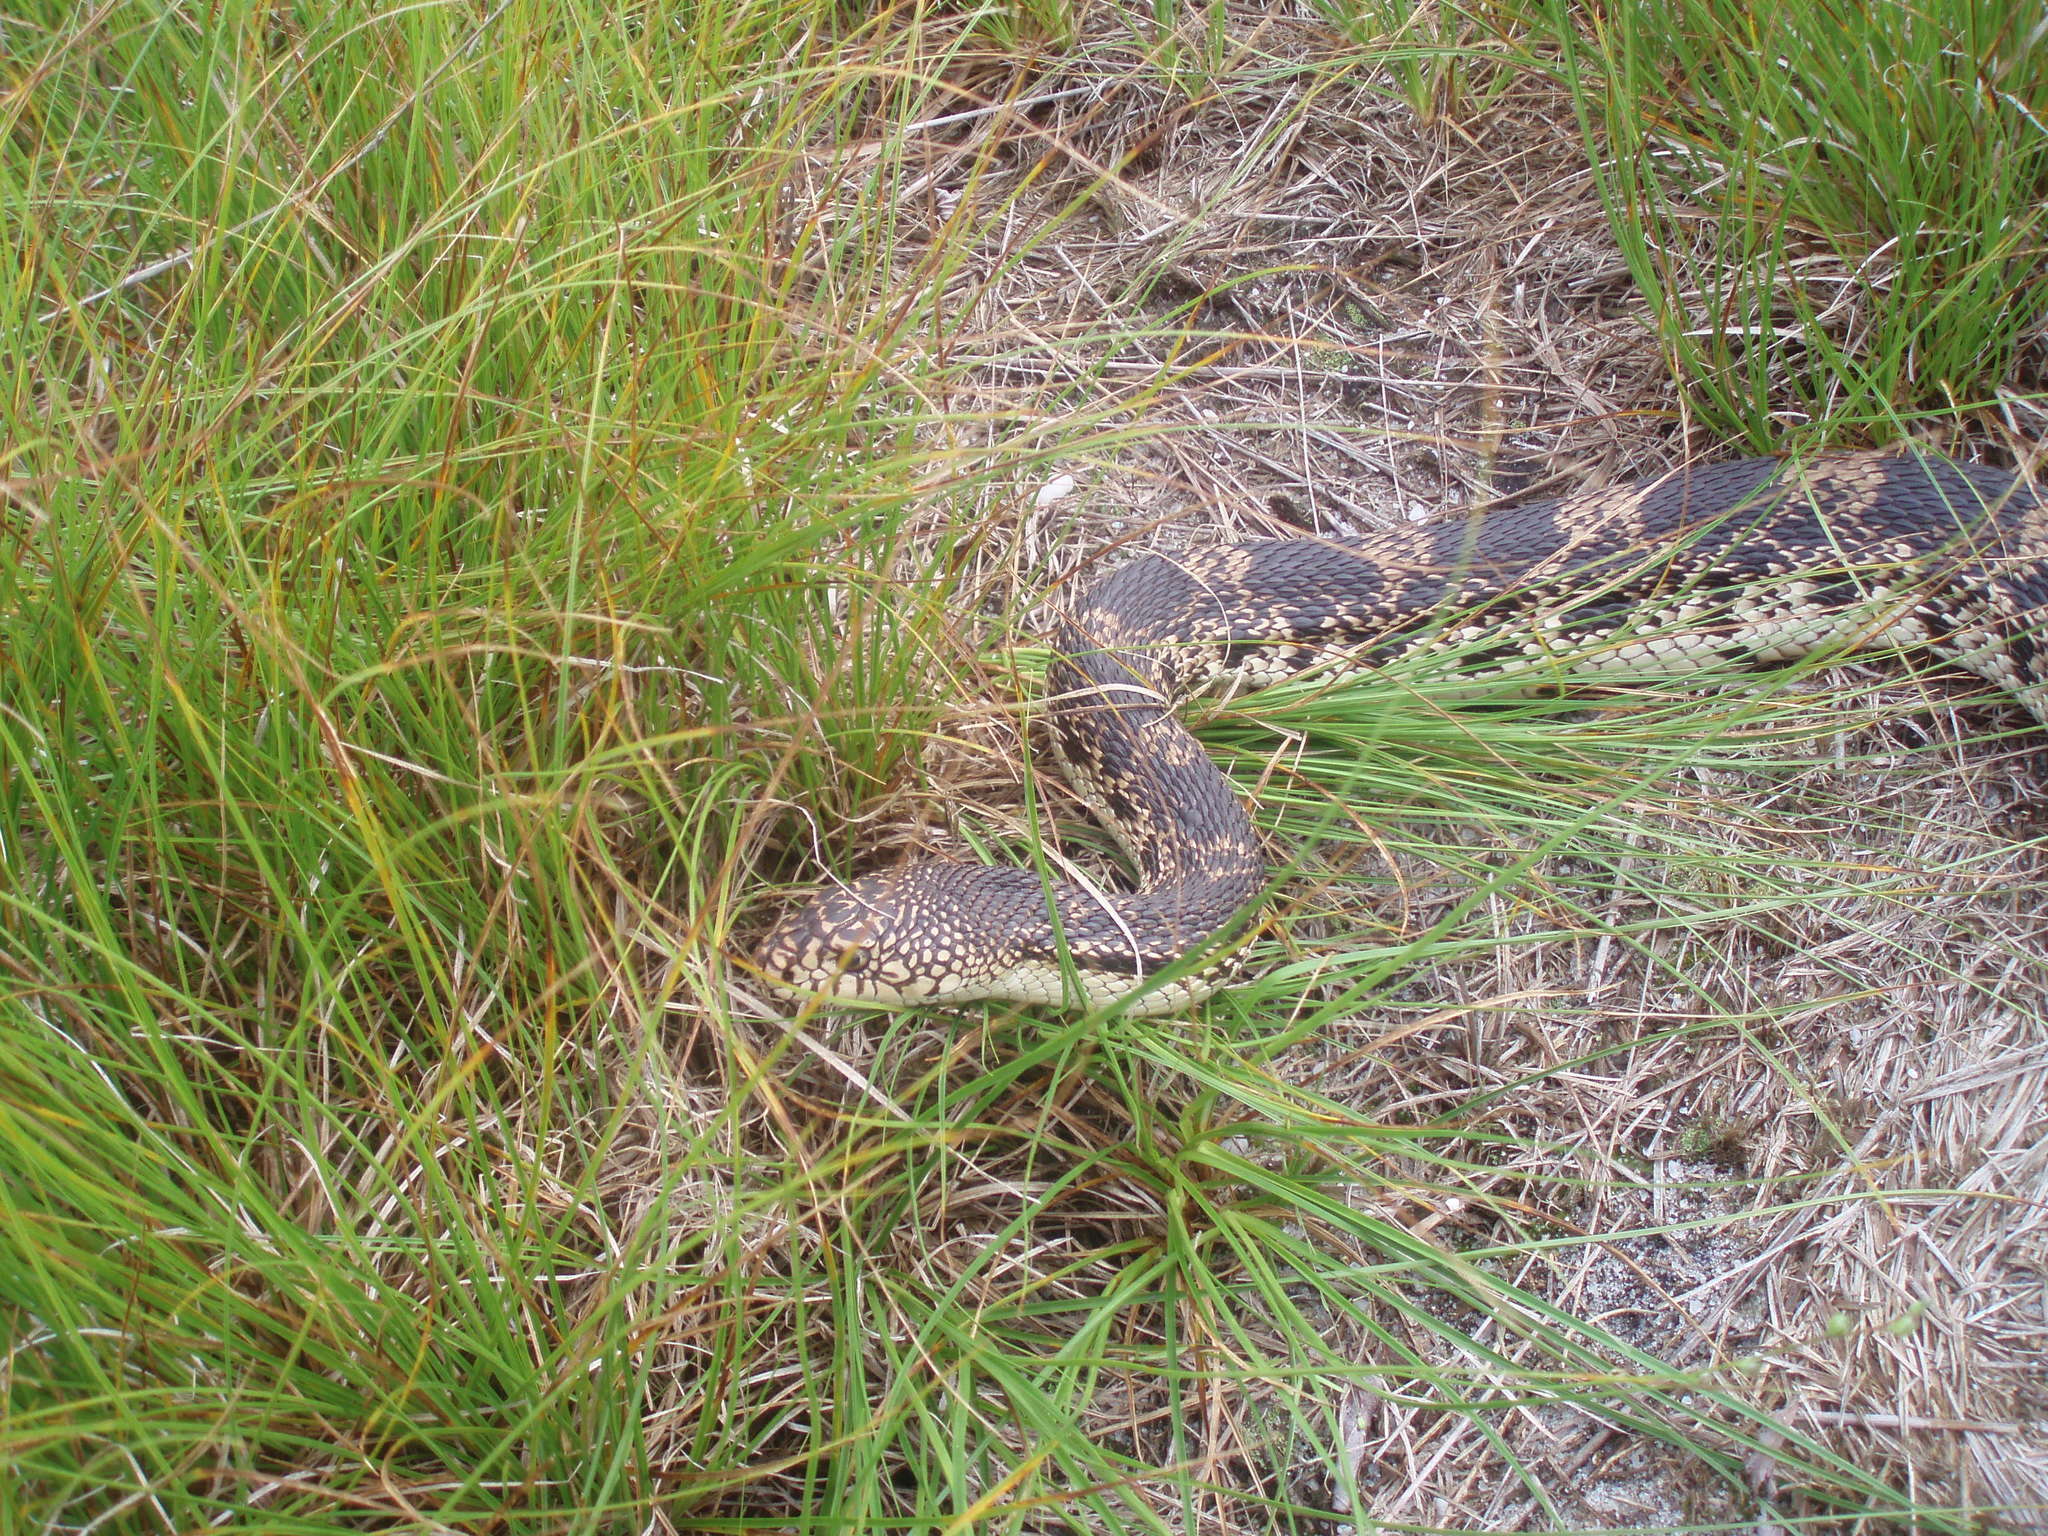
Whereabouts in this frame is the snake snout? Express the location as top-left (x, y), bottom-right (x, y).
top-left (752, 867), bottom-right (1026, 1007)
top-left (752, 901), bottom-right (868, 999)
top-left (752, 875), bottom-right (933, 1004)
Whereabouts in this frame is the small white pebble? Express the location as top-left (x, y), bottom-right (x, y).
top-left (1035, 474), bottom-right (1077, 508)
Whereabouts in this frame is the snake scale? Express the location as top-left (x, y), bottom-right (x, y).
top-left (756, 451), bottom-right (2048, 1014)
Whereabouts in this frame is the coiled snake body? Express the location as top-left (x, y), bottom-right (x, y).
top-left (757, 452), bottom-right (2048, 1014)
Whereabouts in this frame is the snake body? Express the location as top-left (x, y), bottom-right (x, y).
top-left (756, 452), bottom-right (2048, 1013)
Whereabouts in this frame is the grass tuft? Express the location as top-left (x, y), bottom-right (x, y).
top-left (1544, 0), bottom-right (2048, 442)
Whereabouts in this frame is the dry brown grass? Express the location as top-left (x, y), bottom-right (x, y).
top-left (729, 5), bottom-right (2048, 1529)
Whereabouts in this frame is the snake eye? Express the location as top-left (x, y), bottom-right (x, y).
top-left (836, 947), bottom-right (867, 975)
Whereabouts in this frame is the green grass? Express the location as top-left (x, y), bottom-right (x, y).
top-left (2, 0), bottom-right (1014, 1522)
top-left (1544, 0), bottom-right (2048, 443)
top-left (1313, 0), bottom-right (2048, 441)
top-left (1308, 0), bottom-right (1541, 124)
top-left (4, 0), bottom-right (2045, 1531)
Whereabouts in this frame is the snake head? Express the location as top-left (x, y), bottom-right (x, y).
top-left (751, 866), bottom-right (1034, 1007)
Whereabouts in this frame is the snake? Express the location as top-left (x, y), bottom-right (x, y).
top-left (754, 451), bottom-right (2048, 1014)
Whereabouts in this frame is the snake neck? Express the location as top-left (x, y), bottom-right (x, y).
top-left (1045, 618), bottom-right (1264, 888)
